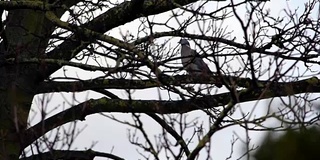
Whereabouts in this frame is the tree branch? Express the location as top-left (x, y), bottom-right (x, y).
top-left (5, 58), bottom-right (119, 72)
top-left (37, 75), bottom-right (317, 94)
top-left (146, 113), bottom-right (191, 156)
top-left (36, 75), bottom-right (225, 93)
top-left (0, 1), bottom-right (62, 11)
top-left (24, 76), bottom-right (320, 148)
top-left (21, 149), bottom-right (124, 160)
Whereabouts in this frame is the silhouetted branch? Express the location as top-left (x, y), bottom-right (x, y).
top-left (21, 149), bottom-right (124, 160)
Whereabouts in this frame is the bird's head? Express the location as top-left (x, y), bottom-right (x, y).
top-left (178, 39), bottom-right (190, 46)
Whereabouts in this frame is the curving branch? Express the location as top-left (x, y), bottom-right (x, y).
top-left (147, 113), bottom-right (191, 156)
top-left (187, 102), bottom-right (235, 160)
top-left (21, 149), bottom-right (124, 160)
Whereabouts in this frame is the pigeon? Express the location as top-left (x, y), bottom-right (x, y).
top-left (178, 38), bottom-right (212, 76)
top-left (178, 38), bottom-right (222, 87)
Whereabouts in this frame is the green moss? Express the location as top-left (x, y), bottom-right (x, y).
top-left (143, 0), bottom-right (156, 9)
top-left (306, 77), bottom-right (319, 85)
top-left (118, 100), bottom-right (127, 107)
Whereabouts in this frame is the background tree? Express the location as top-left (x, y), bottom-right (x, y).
top-left (0, 0), bottom-right (319, 159)
top-left (254, 126), bottom-right (320, 160)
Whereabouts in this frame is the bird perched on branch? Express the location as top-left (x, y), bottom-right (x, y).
top-left (178, 38), bottom-right (213, 76)
top-left (178, 38), bottom-right (222, 87)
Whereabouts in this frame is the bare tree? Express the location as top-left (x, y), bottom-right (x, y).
top-left (0, 0), bottom-right (319, 159)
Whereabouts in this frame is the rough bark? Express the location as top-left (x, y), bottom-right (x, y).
top-left (0, 1), bottom-right (77, 158)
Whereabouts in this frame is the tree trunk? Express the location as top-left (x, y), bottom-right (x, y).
top-left (0, 8), bottom-right (46, 159)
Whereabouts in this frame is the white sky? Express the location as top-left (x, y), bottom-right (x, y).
top-left (25, 0), bottom-right (320, 159)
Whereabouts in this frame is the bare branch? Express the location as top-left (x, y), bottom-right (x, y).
top-left (21, 149), bottom-right (124, 160)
